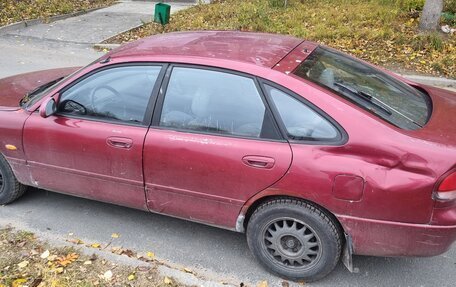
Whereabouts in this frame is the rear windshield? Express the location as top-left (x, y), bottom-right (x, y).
top-left (293, 46), bottom-right (431, 130)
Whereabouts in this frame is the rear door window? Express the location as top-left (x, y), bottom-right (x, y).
top-left (158, 67), bottom-right (280, 140)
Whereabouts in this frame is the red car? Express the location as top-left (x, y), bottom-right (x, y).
top-left (0, 31), bottom-right (455, 282)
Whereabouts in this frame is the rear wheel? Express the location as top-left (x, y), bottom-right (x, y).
top-left (246, 198), bottom-right (342, 282)
top-left (0, 155), bottom-right (27, 205)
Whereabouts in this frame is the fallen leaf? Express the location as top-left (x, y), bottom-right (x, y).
top-left (30, 278), bottom-right (43, 287)
top-left (137, 266), bottom-right (151, 272)
top-left (55, 267), bottom-right (64, 274)
top-left (17, 241), bottom-right (26, 248)
top-left (66, 238), bottom-right (84, 245)
top-left (128, 273), bottom-right (135, 281)
top-left (147, 251), bottom-right (155, 259)
top-left (111, 246), bottom-right (123, 255)
top-left (91, 243), bottom-right (101, 248)
top-left (17, 260), bottom-right (29, 268)
top-left (257, 281), bottom-right (268, 287)
top-left (12, 279), bottom-right (27, 287)
top-left (40, 250), bottom-right (50, 259)
top-left (183, 267), bottom-right (193, 274)
top-left (56, 253), bottom-right (79, 267)
top-left (164, 277), bottom-right (172, 285)
top-left (121, 249), bottom-right (135, 257)
top-left (111, 233), bottom-right (120, 238)
top-left (47, 255), bottom-right (57, 261)
top-left (102, 270), bottom-right (113, 281)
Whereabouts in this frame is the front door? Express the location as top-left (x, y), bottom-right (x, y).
top-left (143, 66), bottom-right (293, 228)
top-left (23, 65), bottom-right (163, 210)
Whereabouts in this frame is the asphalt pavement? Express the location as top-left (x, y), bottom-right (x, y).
top-left (0, 189), bottom-right (455, 286)
top-left (0, 1), bottom-right (455, 286)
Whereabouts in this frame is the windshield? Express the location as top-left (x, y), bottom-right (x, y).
top-left (293, 47), bottom-right (431, 130)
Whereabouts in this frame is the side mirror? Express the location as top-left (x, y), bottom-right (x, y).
top-left (39, 98), bottom-right (57, 118)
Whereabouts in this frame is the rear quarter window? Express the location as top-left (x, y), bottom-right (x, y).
top-left (293, 47), bottom-right (432, 130)
top-left (265, 84), bottom-right (342, 142)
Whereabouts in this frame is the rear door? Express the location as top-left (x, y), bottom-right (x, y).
top-left (143, 66), bottom-right (293, 228)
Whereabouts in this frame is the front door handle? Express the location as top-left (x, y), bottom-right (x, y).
top-left (106, 137), bottom-right (133, 149)
top-left (242, 156), bottom-right (275, 169)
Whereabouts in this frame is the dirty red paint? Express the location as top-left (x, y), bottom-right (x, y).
top-left (0, 31), bottom-right (455, 258)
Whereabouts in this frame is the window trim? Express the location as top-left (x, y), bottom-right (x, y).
top-left (259, 79), bottom-right (348, 146)
top-left (150, 64), bottom-right (285, 142)
top-left (54, 62), bottom-right (167, 127)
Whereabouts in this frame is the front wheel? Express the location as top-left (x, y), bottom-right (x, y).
top-left (246, 199), bottom-right (342, 282)
top-left (0, 154), bottom-right (27, 205)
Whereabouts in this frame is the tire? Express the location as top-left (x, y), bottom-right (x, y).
top-left (0, 154), bottom-right (27, 205)
top-left (246, 198), bottom-right (342, 282)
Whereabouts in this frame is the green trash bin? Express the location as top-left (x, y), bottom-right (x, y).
top-left (154, 3), bottom-right (171, 25)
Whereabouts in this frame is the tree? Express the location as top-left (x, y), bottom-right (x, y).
top-left (419, 0), bottom-right (444, 31)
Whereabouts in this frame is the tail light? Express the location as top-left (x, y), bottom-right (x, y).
top-left (435, 171), bottom-right (456, 200)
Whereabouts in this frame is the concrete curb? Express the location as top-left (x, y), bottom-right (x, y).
top-left (402, 74), bottom-right (456, 88)
top-left (94, 43), bottom-right (122, 50)
top-left (0, 221), bottom-right (237, 287)
top-left (97, 22), bottom-right (148, 47)
top-left (0, 6), bottom-right (111, 35)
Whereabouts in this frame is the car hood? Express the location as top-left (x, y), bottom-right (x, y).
top-left (410, 84), bottom-right (456, 147)
top-left (0, 67), bottom-right (80, 110)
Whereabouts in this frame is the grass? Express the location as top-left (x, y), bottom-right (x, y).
top-left (107, 0), bottom-right (456, 78)
top-left (0, 227), bottom-right (183, 287)
top-left (0, 0), bottom-right (116, 26)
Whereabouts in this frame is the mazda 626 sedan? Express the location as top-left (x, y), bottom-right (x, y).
top-left (0, 31), bottom-right (455, 282)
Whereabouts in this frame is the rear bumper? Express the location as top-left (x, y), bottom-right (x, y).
top-left (338, 215), bottom-right (456, 257)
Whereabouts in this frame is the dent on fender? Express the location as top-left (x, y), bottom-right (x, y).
top-left (321, 144), bottom-right (435, 176)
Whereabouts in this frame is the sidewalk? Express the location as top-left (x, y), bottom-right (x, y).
top-left (0, 1), bottom-right (193, 78)
top-left (2, 1), bottom-right (192, 44)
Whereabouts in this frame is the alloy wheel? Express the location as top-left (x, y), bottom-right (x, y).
top-left (262, 217), bottom-right (322, 270)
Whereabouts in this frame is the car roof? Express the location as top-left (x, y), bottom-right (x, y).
top-left (107, 31), bottom-right (304, 68)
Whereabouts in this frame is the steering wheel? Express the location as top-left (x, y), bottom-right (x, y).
top-left (89, 85), bottom-right (127, 119)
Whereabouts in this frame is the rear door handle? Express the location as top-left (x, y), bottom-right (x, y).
top-left (242, 156), bottom-right (275, 169)
top-left (106, 137), bottom-right (133, 149)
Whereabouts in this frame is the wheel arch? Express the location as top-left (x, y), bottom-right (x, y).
top-left (239, 194), bottom-right (345, 237)
top-left (0, 152), bottom-right (32, 187)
